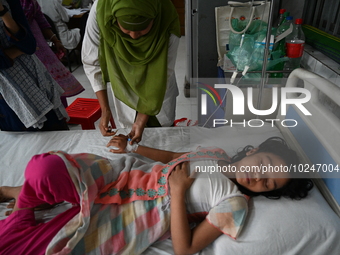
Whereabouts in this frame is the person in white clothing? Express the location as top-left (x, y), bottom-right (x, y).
top-left (37, 0), bottom-right (81, 50)
top-left (82, 0), bottom-right (181, 144)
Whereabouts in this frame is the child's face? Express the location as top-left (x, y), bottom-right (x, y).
top-left (118, 20), bottom-right (154, 39)
top-left (233, 151), bottom-right (290, 193)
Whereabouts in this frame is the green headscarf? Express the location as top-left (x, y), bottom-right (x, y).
top-left (96, 0), bottom-right (181, 117)
top-left (116, 15), bottom-right (152, 31)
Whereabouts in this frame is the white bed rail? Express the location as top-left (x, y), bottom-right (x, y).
top-left (277, 68), bottom-right (340, 216)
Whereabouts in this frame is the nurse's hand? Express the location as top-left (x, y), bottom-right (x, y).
top-left (128, 113), bottom-right (148, 144)
top-left (99, 110), bottom-right (116, 136)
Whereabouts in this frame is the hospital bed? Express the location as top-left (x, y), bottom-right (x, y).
top-left (0, 69), bottom-right (339, 254)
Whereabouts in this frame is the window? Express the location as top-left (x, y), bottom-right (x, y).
top-left (303, 0), bottom-right (340, 38)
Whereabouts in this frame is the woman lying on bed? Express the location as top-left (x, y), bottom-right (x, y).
top-left (0, 137), bottom-right (313, 255)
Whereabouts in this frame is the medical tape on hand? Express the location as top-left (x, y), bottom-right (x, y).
top-left (126, 138), bottom-right (139, 153)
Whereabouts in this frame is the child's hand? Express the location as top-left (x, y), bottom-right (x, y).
top-left (106, 134), bottom-right (128, 153)
top-left (169, 162), bottom-right (194, 195)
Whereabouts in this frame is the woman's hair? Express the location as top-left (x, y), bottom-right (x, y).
top-left (230, 137), bottom-right (314, 200)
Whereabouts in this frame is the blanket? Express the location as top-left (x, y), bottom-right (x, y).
top-left (46, 148), bottom-right (231, 254)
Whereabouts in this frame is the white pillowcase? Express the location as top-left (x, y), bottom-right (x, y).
top-left (201, 187), bottom-right (340, 255)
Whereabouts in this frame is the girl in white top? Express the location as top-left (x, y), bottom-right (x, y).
top-left (108, 135), bottom-right (314, 254)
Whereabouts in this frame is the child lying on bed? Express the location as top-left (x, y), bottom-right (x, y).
top-left (0, 137), bottom-right (313, 255)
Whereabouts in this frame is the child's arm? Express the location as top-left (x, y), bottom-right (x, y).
top-left (169, 163), bottom-right (223, 255)
top-left (106, 134), bottom-right (187, 164)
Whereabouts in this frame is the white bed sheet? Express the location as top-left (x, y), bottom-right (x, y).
top-left (0, 125), bottom-right (281, 186)
top-left (1, 125), bottom-right (340, 254)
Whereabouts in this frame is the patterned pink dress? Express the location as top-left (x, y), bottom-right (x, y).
top-left (20, 0), bottom-right (84, 99)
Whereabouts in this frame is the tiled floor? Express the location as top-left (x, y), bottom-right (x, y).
top-left (67, 36), bottom-right (197, 130)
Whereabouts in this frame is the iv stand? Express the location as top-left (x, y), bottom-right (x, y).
top-left (256, 0), bottom-right (276, 114)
